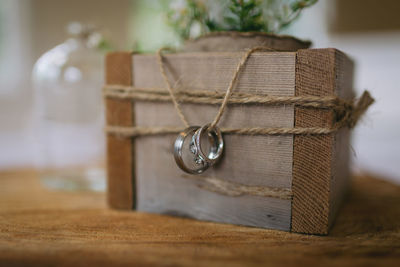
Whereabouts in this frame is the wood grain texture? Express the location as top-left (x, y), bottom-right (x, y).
top-left (105, 52), bottom-right (135, 209)
top-left (292, 49), bottom-right (354, 234)
top-left (329, 50), bottom-right (355, 230)
top-left (132, 52), bottom-right (296, 230)
top-left (0, 170), bottom-right (399, 266)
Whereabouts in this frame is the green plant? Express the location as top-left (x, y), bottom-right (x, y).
top-left (219, 0), bottom-right (264, 32)
top-left (165, 0), bottom-right (318, 40)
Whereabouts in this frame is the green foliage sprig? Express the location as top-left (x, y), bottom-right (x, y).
top-left (221, 0), bottom-right (264, 32)
top-left (165, 0), bottom-right (318, 40)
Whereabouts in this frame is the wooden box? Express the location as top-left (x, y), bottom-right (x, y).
top-left (104, 48), bottom-right (355, 235)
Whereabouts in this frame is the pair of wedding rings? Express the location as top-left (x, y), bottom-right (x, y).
top-left (174, 124), bottom-right (224, 174)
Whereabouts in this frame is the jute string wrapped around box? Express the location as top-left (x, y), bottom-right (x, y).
top-left (102, 47), bottom-right (374, 201)
top-left (104, 46), bottom-right (374, 138)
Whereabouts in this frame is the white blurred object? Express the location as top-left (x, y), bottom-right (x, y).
top-left (32, 22), bottom-right (105, 191)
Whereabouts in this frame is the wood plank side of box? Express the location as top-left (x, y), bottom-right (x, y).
top-left (105, 52), bottom-right (136, 210)
top-left (292, 49), bottom-right (354, 234)
top-left (105, 49), bottom-right (354, 234)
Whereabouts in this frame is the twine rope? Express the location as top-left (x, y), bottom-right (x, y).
top-left (105, 87), bottom-right (373, 137)
top-left (103, 85), bottom-right (351, 109)
top-left (105, 125), bottom-right (344, 138)
top-left (156, 47), bottom-right (190, 128)
top-left (181, 174), bottom-right (293, 200)
top-left (103, 46), bottom-right (374, 137)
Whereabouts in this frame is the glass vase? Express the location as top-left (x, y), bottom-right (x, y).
top-left (32, 22), bottom-right (105, 191)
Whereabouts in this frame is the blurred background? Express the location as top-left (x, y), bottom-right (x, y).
top-left (0, 0), bottom-right (399, 185)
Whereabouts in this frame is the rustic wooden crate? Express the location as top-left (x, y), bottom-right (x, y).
top-left (105, 48), bottom-right (354, 235)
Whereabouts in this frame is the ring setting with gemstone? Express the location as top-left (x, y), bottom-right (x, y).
top-left (174, 125), bottom-right (224, 174)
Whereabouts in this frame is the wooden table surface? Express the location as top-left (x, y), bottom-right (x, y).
top-left (0, 170), bottom-right (399, 266)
